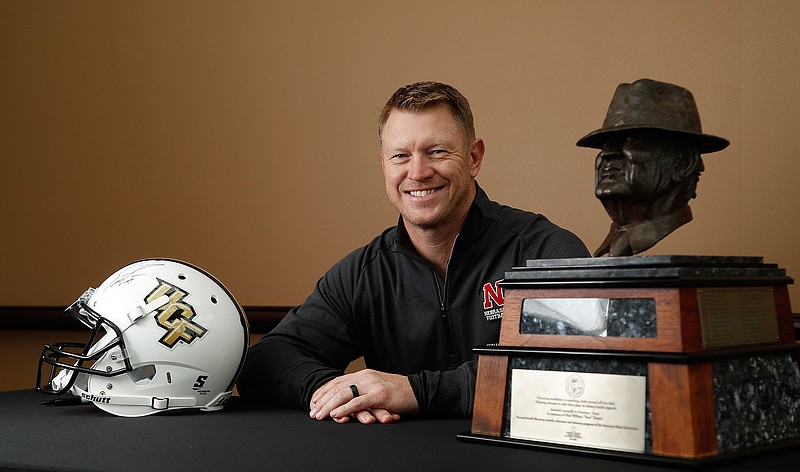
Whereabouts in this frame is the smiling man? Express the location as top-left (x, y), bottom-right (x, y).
top-left (237, 81), bottom-right (589, 423)
top-left (380, 102), bottom-right (484, 279)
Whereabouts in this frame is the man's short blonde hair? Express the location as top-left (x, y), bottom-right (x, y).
top-left (378, 81), bottom-right (476, 146)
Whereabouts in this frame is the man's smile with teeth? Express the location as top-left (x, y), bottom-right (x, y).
top-left (408, 188), bottom-right (441, 197)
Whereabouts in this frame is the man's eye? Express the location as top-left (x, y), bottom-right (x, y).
top-left (392, 154), bottom-right (409, 160)
top-left (431, 149), bottom-right (447, 155)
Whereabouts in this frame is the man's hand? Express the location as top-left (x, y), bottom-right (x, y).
top-left (309, 369), bottom-right (419, 424)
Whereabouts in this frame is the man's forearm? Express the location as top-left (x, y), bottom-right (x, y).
top-left (237, 337), bottom-right (343, 409)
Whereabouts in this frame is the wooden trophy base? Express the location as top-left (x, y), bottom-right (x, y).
top-left (461, 256), bottom-right (800, 465)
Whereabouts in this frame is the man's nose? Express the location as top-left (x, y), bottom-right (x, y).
top-left (408, 155), bottom-right (435, 180)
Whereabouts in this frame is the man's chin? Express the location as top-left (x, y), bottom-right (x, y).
top-left (403, 217), bottom-right (440, 230)
top-left (595, 186), bottom-right (632, 199)
top-left (400, 210), bottom-right (444, 230)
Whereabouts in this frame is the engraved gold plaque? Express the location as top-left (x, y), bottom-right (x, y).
top-left (697, 287), bottom-right (778, 348)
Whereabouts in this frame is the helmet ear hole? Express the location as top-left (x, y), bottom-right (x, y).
top-left (130, 365), bottom-right (156, 385)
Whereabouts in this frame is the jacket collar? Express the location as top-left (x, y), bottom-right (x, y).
top-left (594, 205), bottom-right (693, 257)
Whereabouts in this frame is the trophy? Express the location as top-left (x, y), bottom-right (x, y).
top-left (460, 79), bottom-right (799, 465)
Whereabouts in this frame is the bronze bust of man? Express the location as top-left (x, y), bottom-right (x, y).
top-left (577, 79), bottom-right (729, 257)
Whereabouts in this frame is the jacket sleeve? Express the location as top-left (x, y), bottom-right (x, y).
top-left (236, 262), bottom-right (362, 409)
top-left (407, 361), bottom-right (476, 418)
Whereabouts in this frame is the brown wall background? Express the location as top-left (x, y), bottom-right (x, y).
top-left (2, 1), bottom-right (799, 312)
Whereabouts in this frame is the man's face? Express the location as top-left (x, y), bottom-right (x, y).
top-left (595, 134), bottom-right (676, 200)
top-left (380, 105), bottom-right (484, 232)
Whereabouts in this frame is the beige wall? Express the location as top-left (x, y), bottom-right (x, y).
top-left (1, 0), bottom-right (799, 310)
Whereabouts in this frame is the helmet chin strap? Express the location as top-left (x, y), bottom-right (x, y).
top-left (70, 383), bottom-right (198, 411)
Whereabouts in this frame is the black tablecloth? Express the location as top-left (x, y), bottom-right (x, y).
top-left (1, 389), bottom-right (798, 472)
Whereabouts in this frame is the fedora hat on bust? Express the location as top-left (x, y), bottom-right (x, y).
top-left (576, 78), bottom-right (729, 153)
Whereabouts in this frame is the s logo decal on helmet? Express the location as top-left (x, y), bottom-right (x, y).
top-left (147, 280), bottom-right (207, 348)
top-left (36, 259), bottom-right (249, 417)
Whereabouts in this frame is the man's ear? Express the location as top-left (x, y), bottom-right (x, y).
top-left (469, 138), bottom-right (486, 178)
top-left (671, 148), bottom-right (702, 183)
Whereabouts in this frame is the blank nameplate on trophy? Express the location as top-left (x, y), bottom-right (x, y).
top-left (509, 370), bottom-right (646, 454)
top-left (697, 287), bottom-right (779, 348)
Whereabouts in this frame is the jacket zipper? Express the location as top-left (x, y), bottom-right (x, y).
top-left (434, 234), bottom-right (459, 368)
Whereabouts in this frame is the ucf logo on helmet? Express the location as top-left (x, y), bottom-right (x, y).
top-left (146, 280), bottom-right (208, 348)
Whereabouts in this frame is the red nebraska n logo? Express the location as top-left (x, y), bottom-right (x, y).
top-left (482, 279), bottom-right (504, 309)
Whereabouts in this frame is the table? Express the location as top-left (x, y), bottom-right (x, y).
top-left (1, 389), bottom-right (797, 471)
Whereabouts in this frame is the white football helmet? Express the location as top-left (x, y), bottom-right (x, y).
top-left (37, 259), bottom-right (249, 417)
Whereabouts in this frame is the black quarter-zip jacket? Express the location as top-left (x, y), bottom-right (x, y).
top-left (237, 184), bottom-right (589, 417)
